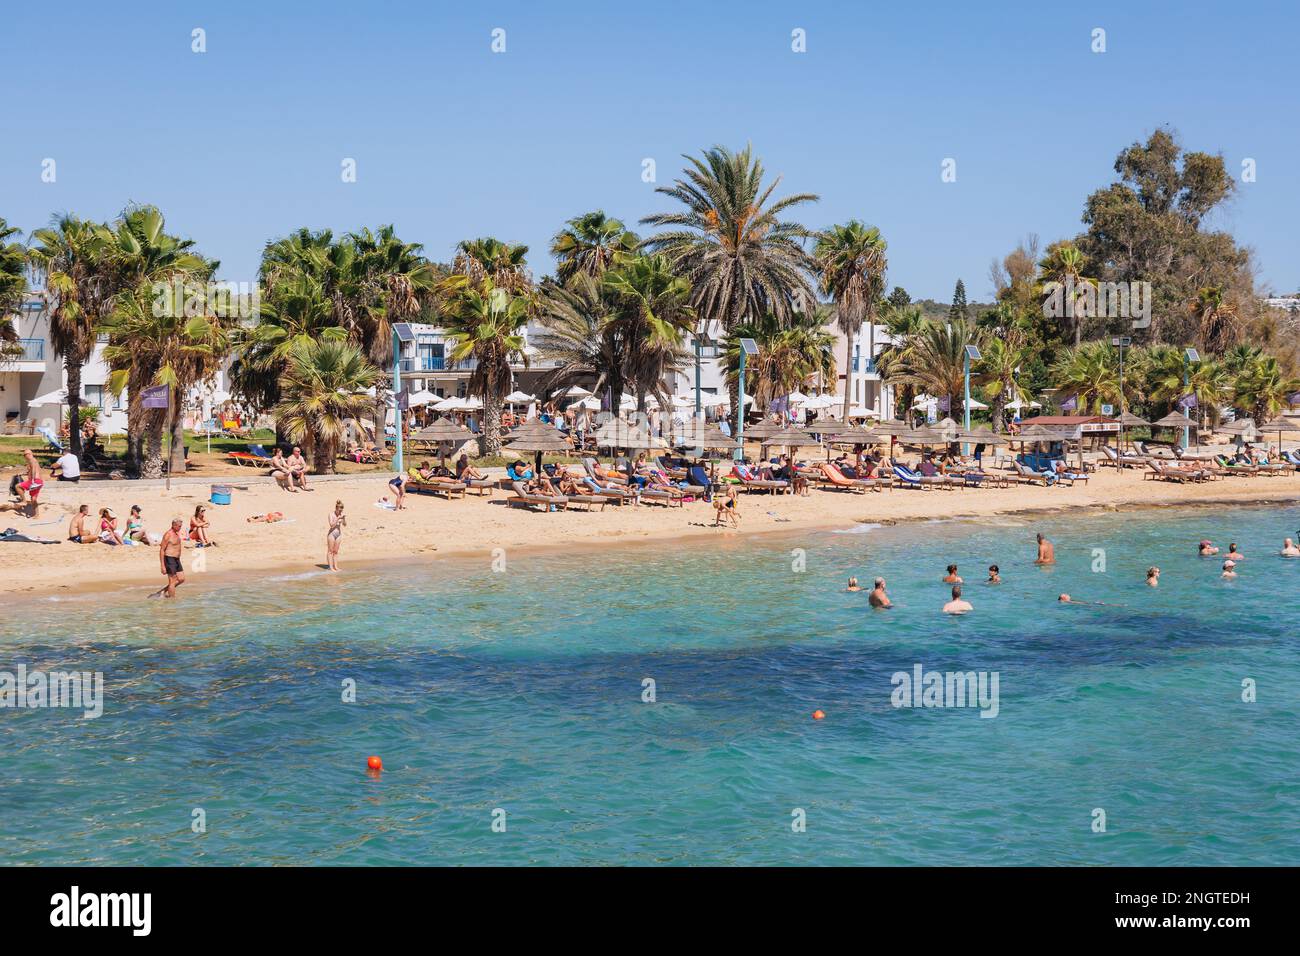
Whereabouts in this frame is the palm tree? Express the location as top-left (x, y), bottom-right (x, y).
top-left (1050, 341), bottom-right (1126, 414)
top-left (1233, 353), bottom-right (1300, 423)
top-left (881, 319), bottom-right (977, 419)
top-left (1037, 242), bottom-right (1094, 346)
top-left (721, 312), bottom-right (837, 412)
top-left (640, 144), bottom-right (819, 427)
top-left (975, 332), bottom-right (1031, 432)
top-left (1191, 285), bottom-right (1240, 355)
top-left (550, 211), bottom-right (638, 285)
top-left (101, 283), bottom-right (233, 478)
top-left (814, 221), bottom-right (888, 421)
top-left (452, 237), bottom-right (533, 295)
top-left (1144, 345), bottom-right (1228, 428)
top-left (601, 254), bottom-right (695, 411)
top-left (273, 339), bottom-right (380, 474)
top-left (532, 274), bottom-right (624, 402)
top-left (873, 305), bottom-right (928, 419)
top-left (440, 279), bottom-right (531, 455)
top-left (27, 215), bottom-right (117, 459)
top-left (0, 218), bottom-right (28, 350)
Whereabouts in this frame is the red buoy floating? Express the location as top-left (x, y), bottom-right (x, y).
top-left (367, 755), bottom-right (383, 771)
top-left (812, 710), bottom-right (825, 721)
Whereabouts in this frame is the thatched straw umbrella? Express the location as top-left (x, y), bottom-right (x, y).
top-left (1258, 415), bottom-right (1300, 452)
top-left (409, 417), bottom-right (476, 470)
top-left (502, 421), bottom-right (572, 475)
top-left (764, 423), bottom-right (823, 468)
top-left (1117, 410), bottom-right (1149, 452)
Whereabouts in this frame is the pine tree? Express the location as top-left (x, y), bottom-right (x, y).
top-left (949, 279), bottom-right (969, 325)
top-left (887, 286), bottom-right (911, 310)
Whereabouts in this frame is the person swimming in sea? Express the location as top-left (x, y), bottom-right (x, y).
top-left (987, 564), bottom-right (1001, 584)
top-left (869, 577), bottom-right (892, 609)
top-left (1225, 542), bottom-right (1245, 561)
top-left (942, 564), bottom-right (962, 584)
top-left (1198, 539), bottom-right (1219, 556)
top-left (1221, 559), bottom-right (1237, 579)
top-left (1146, 566), bottom-right (1160, 586)
top-left (1035, 533), bottom-right (1055, 565)
top-left (942, 585), bottom-right (971, 615)
top-left (1281, 538), bottom-right (1300, 557)
top-left (846, 576), bottom-right (862, 592)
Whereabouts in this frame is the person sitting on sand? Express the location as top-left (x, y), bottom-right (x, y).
top-left (1147, 566), bottom-right (1160, 586)
top-left (869, 577), bottom-right (892, 608)
top-left (846, 576), bottom-right (861, 592)
top-left (987, 564), bottom-right (1001, 584)
top-left (943, 564), bottom-right (962, 584)
top-left (1281, 538), bottom-right (1300, 557)
top-left (1198, 539), bottom-right (1219, 556)
top-left (1035, 533), bottom-right (1055, 565)
top-left (270, 448), bottom-right (297, 492)
top-left (98, 508), bottom-right (125, 546)
top-left (68, 504), bottom-right (97, 544)
top-left (455, 454), bottom-right (485, 481)
top-left (713, 484), bottom-right (739, 527)
top-left (125, 505), bottom-right (147, 543)
top-left (1221, 559), bottom-right (1237, 579)
top-left (287, 447), bottom-right (311, 490)
top-left (189, 505), bottom-right (214, 547)
top-left (1226, 542), bottom-right (1244, 561)
top-left (943, 584), bottom-right (972, 615)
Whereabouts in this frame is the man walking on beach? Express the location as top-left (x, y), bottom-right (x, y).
top-left (153, 518), bottom-right (186, 598)
top-left (1035, 533), bottom-right (1055, 565)
top-left (14, 449), bottom-right (43, 517)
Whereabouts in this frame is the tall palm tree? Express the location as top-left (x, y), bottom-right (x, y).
top-left (550, 211), bottom-right (638, 285)
top-left (721, 312), bottom-right (837, 412)
top-left (452, 237), bottom-right (533, 295)
top-left (440, 279), bottom-right (531, 455)
top-left (640, 145), bottom-right (819, 427)
top-left (101, 283), bottom-right (233, 478)
top-left (1191, 285), bottom-right (1240, 355)
top-left (975, 332), bottom-right (1032, 432)
top-left (601, 254), bottom-right (695, 411)
top-left (532, 274), bottom-right (624, 402)
top-left (273, 339), bottom-right (380, 474)
top-left (27, 215), bottom-right (117, 458)
top-left (1037, 242), bottom-right (1094, 347)
top-left (881, 319), bottom-right (977, 419)
top-left (1143, 344), bottom-right (1228, 427)
top-left (0, 218), bottom-right (28, 349)
top-left (814, 221), bottom-right (888, 421)
top-left (1049, 341), bottom-right (1129, 414)
top-left (873, 305), bottom-right (928, 419)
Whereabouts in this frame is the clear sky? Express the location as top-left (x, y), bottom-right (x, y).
top-left (2, 0), bottom-right (1296, 301)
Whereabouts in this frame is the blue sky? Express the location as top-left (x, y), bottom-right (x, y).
top-left (2, 0), bottom-right (1296, 301)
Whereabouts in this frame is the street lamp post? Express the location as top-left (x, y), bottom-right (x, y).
top-left (392, 323), bottom-right (415, 474)
top-left (963, 344), bottom-right (981, 455)
top-left (1183, 347), bottom-right (1200, 450)
top-left (694, 328), bottom-right (702, 421)
top-left (1112, 336), bottom-right (1131, 451)
top-left (735, 338), bottom-right (758, 460)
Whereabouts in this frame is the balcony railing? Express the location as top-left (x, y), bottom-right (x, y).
top-left (399, 356), bottom-right (478, 373)
top-left (18, 338), bottom-right (44, 362)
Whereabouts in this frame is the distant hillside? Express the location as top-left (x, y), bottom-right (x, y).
top-left (910, 298), bottom-right (997, 322)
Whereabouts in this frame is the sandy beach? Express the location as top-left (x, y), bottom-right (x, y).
top-left (3, 466), bottom-right (1297, 599)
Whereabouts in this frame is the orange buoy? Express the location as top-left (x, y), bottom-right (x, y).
top-left (812, 710), bottom-right (825, 720)
top-left (367, 755), bottom-right (383, 771)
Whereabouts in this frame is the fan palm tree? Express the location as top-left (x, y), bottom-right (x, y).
top-left (881, 319), bottom-right (976, 419)
top-left (27, 215), bottom-right (118, 458)
top-left (440, 279), bottom-right (531, 455)
top-left (1049, 341), bottom-right (1128, 414)
top-left (640, 145), bottom-right (819, 427)
top-left (453, 237), bottom-right (533, 295)
top-left (814, 221), bottom-right (888, 422)
top-left (721, 312), bottom-right (837, 412)
top-left (873, 305), bottom-right (928, 419)
top-left (273, 339), bottom-right (380, 474)
top-left (1143, 344), bottom-right (1228, 427)
top-left (550, 211), bottom-right (638, 285)
top-left (0, 218), bottom-right (28, 349)
top-left (1233, 353), bottom-right (1300, 424)
top-left (532, 274), bottom-right (624, 403)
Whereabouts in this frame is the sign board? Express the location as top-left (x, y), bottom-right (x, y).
top-left (141, 385), bottom-right (169, 409)
top-left (1100, 404), bottom-right (1114, 416)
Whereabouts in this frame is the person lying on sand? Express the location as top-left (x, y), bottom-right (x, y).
top-left (869, 577), bottom-right (892, 609)
top-left (246, 511), bottom-right (285, 523)
top-left (942, 585), bottom-right (971, 615)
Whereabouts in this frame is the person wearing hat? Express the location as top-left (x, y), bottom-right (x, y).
top-left (1221, 560), bottom-right (1237, 579)
top-left (1198, 540), bottom-right (1219, 556)
top-left (98, 507), bottom-right (125, 546)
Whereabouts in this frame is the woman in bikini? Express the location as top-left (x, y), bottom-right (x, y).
top-left (125, 505), bottom-right (147, 543)
top-left (189, 505), bottom-right (214, 547)
top-left (99, 508), bottom-right (126, 545)
top-left (326, 500), bottom-right (346, 571)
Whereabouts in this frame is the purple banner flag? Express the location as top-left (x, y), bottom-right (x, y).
top-left (141, 385), bottom-right (169, 409)
top-left (1177, 393), bottom-right (1198, 409)
top-left (1060, 395), bottom-right (1077, 412)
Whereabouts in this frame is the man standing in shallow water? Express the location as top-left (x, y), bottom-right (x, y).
top-left (1035, 533), bottom-right (1055, 565)
top-left (943, 585), bottom-right (972, 615)
top-left (152, 518), bottom-right (186, 598)
top-left (869, 577), bottom-right (892, 608)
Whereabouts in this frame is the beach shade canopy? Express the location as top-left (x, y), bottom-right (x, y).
top-left (562, 385), bottom-right (592, 398)
top-left (1216, 418), bottom-right (1259, 437)
top-left (459, 395), bottom-right (484, 410)
top-left (1005, 398), bottom-right (1043, 411)
top-left (432, 395), bottom-right (465, 411)
top-left (738, 419), bottom-right (787, 441)
top-left (503, 419), bottom-right (572, 454)
top-left (407, 389), bottom-right (439, 408)
top-left (957, 426), bottom-right (1008, 445)
top-left (899, 427), bottom-right (950, 445)
top-left (28, 389), bottom-right (68, 406)
top-left (846, 405), bottom-right (872, 418)
top-left (619, 426), bottom-right (670, 450)
top-left (671, 419), bottom-right (736, 451)
top-left (962, 397), bottom-right (989, 410)
top-left (1117, 411), bottom-right (1150, 427)
top-left (410, 417), bottom-right (474, 443)
top-left (1152, 410), bottom-right (1195, 430)
top-left (869, 420), bottom-right (911, 435)
top-left (786, 390), bottom-right (811, 405)
top-left (504, 390), bottom-right (535, 403)
top-left (1018, 424), bottom-right (1075, 442)
top-left (765, 424), bottom-right (824, 450)
top-left (1259, 416), bottom-right (1300, 433)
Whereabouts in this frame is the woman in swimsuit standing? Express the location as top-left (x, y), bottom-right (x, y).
top-left (326, 500), bottom-right (346, 571)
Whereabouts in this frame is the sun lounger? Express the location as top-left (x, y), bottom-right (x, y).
top-left (1013, 461), bottom-right (1059, 486)
top-left (407, 472), bottom-right (468, 499)
top-left (1215, 455), bottom-right (1259, 476)
top-left (819, 462), bottom-right (887, 493)
top-left (561, 493), bottom-right (609, 511)
top-left (228, 451), bottom-right (270, 467)
top-left (638, 486), bottom-right (685, 507)
top-left (731, 464), bottom-right (790, 494)
top-left (1100, 445), bottom-right (1147, 469)
top-left (891, 463), bottom-right (948, 489)
top-left (581, 476), bottom-right (637, 504)
top-left (1146, 460), bottom-right (1203, 483)
top-left (507, 481), bottom-right (569, 512)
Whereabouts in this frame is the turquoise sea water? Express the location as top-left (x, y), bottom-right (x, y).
top-left (2, 504), bottom-right (1298, 866)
